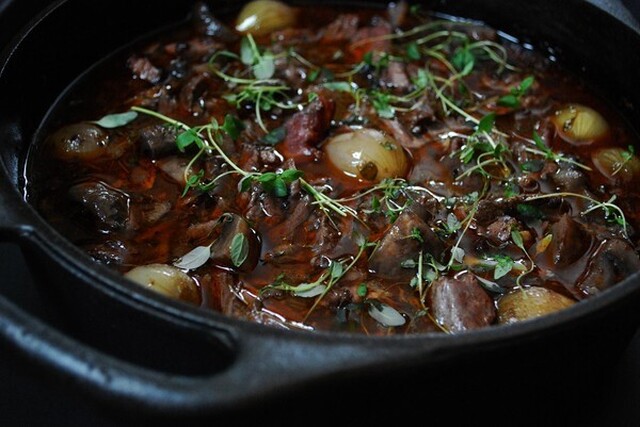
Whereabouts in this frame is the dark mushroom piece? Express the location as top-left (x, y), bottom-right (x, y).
top-left (210, 213), bottom-right (261, 272)
top-left (68, 181), bottom-right (130, 230)
top-left (577, 238), bottom-right (640, 296)
top-left (546, 214), bottom-right (592, 267)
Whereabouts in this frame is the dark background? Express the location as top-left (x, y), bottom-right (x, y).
top-left (1, 0), bottom-right (640, 425)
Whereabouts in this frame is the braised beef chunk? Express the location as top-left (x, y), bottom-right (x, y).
top-left (281, 93), bottom-right (335, 162)
top-left (30, 2), bottom-right (640, 334)
top-left (427, 274), bottom-right (496, 332)
top-left (380, 61), bottom-right (410, 92)
top-left (369, 204), bottom-right (443, 280)
top-left (475, 198), bottom-right (517, 226)
top-left (127, 56), bottom-right (161, 84)
top-left (321, 14), bottom-right (360, 42)
top-left (138, 124), bottom-right (178, 158)
top-left (477, 215), bottom-right (518, 247)
top-left (577, 239), bottom-right (640, 296)
top-left (550, 162), bottom-right (589, 193)
top-left (192, 2), bottom-right (237, 42)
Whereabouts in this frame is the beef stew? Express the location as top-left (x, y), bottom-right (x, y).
top-left (26, 0), bottom-right (640, 335)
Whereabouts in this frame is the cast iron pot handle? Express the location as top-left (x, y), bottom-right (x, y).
top-left (0, 288), bottom-right (387, 416)
top-left (0, 186), bottom-right (401, 415)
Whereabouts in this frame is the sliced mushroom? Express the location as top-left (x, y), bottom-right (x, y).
top-left (210, 213), bottom-right (261, 272)
top-left (547, 214), bottom-right (591, 267)
top-left (577, 239), bottom-right (640, 296)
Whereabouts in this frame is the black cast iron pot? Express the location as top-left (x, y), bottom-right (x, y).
top-left (1, 0), bottom-right (640, 424)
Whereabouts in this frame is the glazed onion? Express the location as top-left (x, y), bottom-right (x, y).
top-left (235, 0), bottom-right (297, 36)
top-left (551, 104), bottom-right (609, 144)
top-left (497, 287), bottom-right (575, 324)
top-left (125, 264), bottom-right (200, 304)
top-left (48, 123), bottom-right (112, 160)
top-left (324, 129), bottom-right (409, 182)
top-left (592, 147), bottom-right (640, 183)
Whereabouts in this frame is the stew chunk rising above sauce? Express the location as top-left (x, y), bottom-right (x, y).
top-left (29, 1), bottom-right (640, 335)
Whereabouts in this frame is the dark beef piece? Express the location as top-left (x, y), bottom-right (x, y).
top-left (401, 93), bottom-right (435, 131)
top-left (178, 74), bottom-right (211, 115)
top-left (85, 240), bottom-right (130, 266)
top-left (127, 56), bottom-right (161, 84)
top-left (186, 37), bottom-right (223, 59)
top-left (138, 124), bottom-right (178, 159)
top-left (156, 156), bottom-right (188, 185)
top-left (477, 215), bottom-right (518, 247)
top-left (209, 213), bottom-right (261, 273)
top-left (268, 203), bottom-right (355, 267)
top-left (68, 181), bottom-right (130, 229)
top-left (387, 0), bottom-right (408, 28)
top-left (369, 204), bottom-right (444, 281)
top-left (377, 118), bottom-right (425, 149)
top-left (349, 19), bottom-right (392, 60)
top-left (263, 243), bottom-right (312, 265)
top-left (357, 195), bottom-right (390, 233)
top-left (550, 161), bottom-right (589, 193)
top-left (577, 239), bottom-right (640, 296)
top-left (243, 166), bottom-right (299, 227)
top-left (321, 14), bottom-right (360, 43)
top-left (192, 2), bottom-right (237, 42)
top-left (244, 185), bottom-right (287, 226)
top-left (207, 270), bottom-right (239, 314)
top-left (548, 214), bottom-right (591, 267)
top-left (281, 93), bottom-right (335, 163)
top-left (276, 59), bottom-right (307, 89)
top-left (137, 201), bottom-right (172, 226)
top-left (309, 214), bottom-right (342, 265)
top-left (427, 273), bottom-right (496, 332)
top-left (380, 61), bottom-right (410, 93)
top-left (186, 219), bottom-right (219, 244)
top-left (475, 198), bottom-right (518, 226)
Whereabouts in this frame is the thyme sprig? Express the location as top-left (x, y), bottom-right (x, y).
top-left (523, 192), bottom-right (628, 237)
top-left (523, 131), bottom-right (592, 171)
top-left (132, 106), bottom-right (301, 197)
top-left (131, 107), bottom-right (367, 225)
top-left (208, 35), bottom-right (304, 132)
top-left (262, 233), bottom-right (373, 320)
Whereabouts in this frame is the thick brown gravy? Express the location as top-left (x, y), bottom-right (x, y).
top-left (27, 1), bottom-right (640, 334)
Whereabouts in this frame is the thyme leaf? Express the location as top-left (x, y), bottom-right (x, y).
top-left (230, 233), bottom-right (249, 268)
top-left (93, 111), bottom-right (138, 128)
